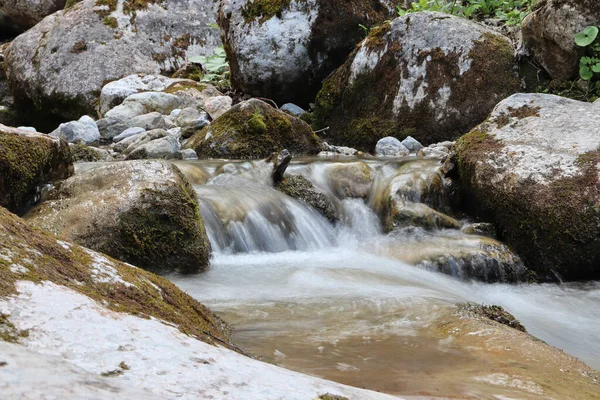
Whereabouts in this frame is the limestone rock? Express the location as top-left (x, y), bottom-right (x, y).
top-left (26, 160), bottom-right (211, 274)
top-left (50, 115), bottom-right (100, 145)
top-left (313, 12), bottom-right (519, 151)
top-left (0, 0), bottom-right (65, 31)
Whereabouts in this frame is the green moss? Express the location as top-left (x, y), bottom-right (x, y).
top-left (242, 0), bottom-right (291, 24)
top-left (276, 175), bottom-right (337, 222)
top-left (103, 16), bottom-right (118, 29)
top-left (461, 304), bottom-right (526, 332)
top-left (0, 314), bottom-right (29, 343)
top-left (0, 130), bottom-right (73, 215)
top-left (70, 144), bottom-right (104, 162)
top-left (185, 100), bottom-right (320, 159)
top-left (316, 395), bottom-right (349, 400)
top-left (94, 0), bottom-right (117, 17)
top-left (0, 206), bottom-right (234, 349)
top-left (163, 81), bottom-right (207, 94)
top-left (64, 0), bottom-right (82, 9)
top-left (123, 0), bottom-right (162, 15)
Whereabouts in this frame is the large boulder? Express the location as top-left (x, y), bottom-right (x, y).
top-left (455, 93), bottom-right (600, 281)
top-left (185, 99), bottom-right (320, 159)
top-left (0, 0), bottom-right (65, 32)
top-left (25, 160), bottom-right (211, 274)
top-left (313, 12), bottom-right (520, 151)
top-left (4, 0), bottom-right (221, 122)
top-left (218, 0), bottom-right (396, 106)
top-left (522, 0), bottom-right (600, 81)
top-left (0, 124), bottom-right (73, 214)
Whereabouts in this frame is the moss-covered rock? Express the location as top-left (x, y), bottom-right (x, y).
top-left (0, 205), bottom-right (230, 346)
top-left (0, 124), bottom-right (74, 215)
top-left (522, 0), bottom-right (600, 81)
top-left (218, 0), bottom-right (395, 106)
top-left (313, 12), bottom-right (519, 151)
top-left (69, 143), bottom-right (112, 162)
top-left (276, 175), bottom-right (337, 222)
top-left (455, 93), bottom-right (600, 281)
top-left (185, 99), bottom-right (320, 159)
top-left (326, 162), bottom-right (373, 199)
top-left (25, 160), bottom-right (210, 274)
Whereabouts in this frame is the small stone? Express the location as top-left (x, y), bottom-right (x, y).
top-left (181, 149), bottom-right (198, 160)
top-left (16, 126), bottom-right (37, 132)
top-left (375, 137), bottom-right (409, 157)
top-left (204, 96), bottom-right (232, 120)
top-left (113, 127), bottom-right (146, 143)
top-left (401, 136), bottom-right (424, 153)
top-left (281, 103), bottom-right (306, 117)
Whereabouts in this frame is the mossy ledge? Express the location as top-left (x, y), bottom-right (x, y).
top-left (0, 206), bottom-right (233, 349)
top-left (242, 0), bottom-right (291, 24)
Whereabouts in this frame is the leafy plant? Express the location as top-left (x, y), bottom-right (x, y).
top-left (575, 26), bottom-right (600, 96)
top-left (359, 23), bottom-right (370, 37)
top-left (188, 46), bottom-right (230, 85)
top-left (397, 0), bottom-right (536, 26)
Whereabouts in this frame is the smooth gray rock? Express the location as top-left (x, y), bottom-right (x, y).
top-left (174, 107), bottom-right (210, 139)
top-left (401, 136), bottom-right (424, 153)
top-left (126, 135), bottom-right (182, 160)
top-left (50, 115), bottom-right (100, 145)
top-left (203, 95), bottom-right (232, 120)
top-left (113, 127), bottom-right (146, 143)
top-left (281, 103), bottom-right (306, 117)
top-left (376, 137), bottom-right (409, 157)
top-left (5, 0), bottom-right (221, 121)
top-left (98, 112), bottom-right (170, 140)
top-left (181, 148), bottom-right (198, 160)
top-left (105, 92), bottom-right (183, 121)
top-left (119, 128), bottom-right (168, 155)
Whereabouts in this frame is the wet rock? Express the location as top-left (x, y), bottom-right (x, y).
top-left (313, 12), bottom-right (519, 151)
top-left (522, 0), bottom-right (600, 81)
top-left (113, 127), bottom-right (145, 143)
top-left (327, 162), bottom-right (372, 199)
top-left (267, 149), bottom-right (292, 184)
top-left (276, 175), bottom-right (337, 223)
top-left (388, 200), bottom-right (461, 231)
top-left (455, 93), bottom-right (600, 281)
top-left (5, 0), bottom-right (221, 121)
top-left (281, 103), bottom-right (306, 117)
top-left (0, 124), bottom-right (73, 214)
top-left (185, 99), bottom-right (320, 159)
top-left (460, 304), bottom-right (525, 332)
top-left (462, 222), bottom-right (496, 239)
top-left (25, 160), bottom-right (211, 274)
top-left (69, 143), bottom-right (112, 162)
top-left (375, 136), bottom-right (409, 157)
top-left (320, 142), bottom-right (358, 157)
top-left (218, 0), bottom-right (395, 105)
top-left (50, 115), bottom-right (100, 145)
top-left (126, 135), bottom-right (182, 160)
top-left (0, 0), bottom-right (65, 32)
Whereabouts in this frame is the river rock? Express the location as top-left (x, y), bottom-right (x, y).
top-left (69, 143), bottom-right (112, 162)
top-left (204, 95), bottom-right (232, 120)
top-left (98, 112), bottom-right (171, 141)
top-left (401, 136), bottom-right (424, 153)
top-left (105, 92), bottom-right (183, 121)
top-left (185, 99), bottom-right (320, 159)
top-left (455, 93), bottom-right (600, 281)
top-left (125, 135), bottom-right (182, 160)
top-left (174, 107), bottom-right (210, 139)
top-left (313, 12), bottom-right (519, 151)
top-left (522, 0), bottom-right (600, 81)
top-left (218, 0), bottom-right (396, 105)
top-left (4, 0), bottom-right (221, 121)
top-left (50, 115), bottom-right (100, 145)
top-left (0, 124), bottom-right (73, 214)
top-left (113, 127), bottom-right (145, 143)
top-left (0, 0), bottom-right (65, 32)
top-left (26, 160), bottom-right (211, 274)
top-left (326, 162), bottom-right (373, 199)
top-left (276, 174), bottom-right (337, 222)
top-left (118, 128), bottom-right (168, 155)
top-left (281, 103), bottom-right (306, 117)
top-left (375, 136), bottom-right (409, 157)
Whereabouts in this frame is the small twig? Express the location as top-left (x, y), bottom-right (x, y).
top-left (254, 97), bottom-right (279, 109)
top-left (314, 126), bottom-right (330, 134)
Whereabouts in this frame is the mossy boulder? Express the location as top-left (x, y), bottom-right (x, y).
top-left (25, 160), bottom-right (211, 274)
top-left (218, 0), bottom-right (395, 106)
top-left (4, 0), bottom-right (221, 123)
top-left (522, 0), bottom-right (600, 81)
top-left (313, 12), bottom-right (519, 151)
top-left (185, 99), bottom-right (320, 159)
top-left (0, 205), bottom-right (230, 346)
top-left (276, 175), bottom-right (337, 222)
top-left (0, 124), bottom-right (74, 215)
top-left (455, 93), bottom-right (600, 281)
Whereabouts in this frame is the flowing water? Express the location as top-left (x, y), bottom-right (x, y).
top-left (169, 157), bottom-right (600, 398)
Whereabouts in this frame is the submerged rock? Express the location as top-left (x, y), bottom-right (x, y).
top-left (5, 0), bottom-right (221, 121)
top-left (185, 99), bottom-right (321, 159)
top-left (455, 93), bottom-right (600, 281)
top-left (276, 175), bottom-right (337, 222)
top-left (218, 0), bottom-right (395, 105)
top-left (326, 162), bottom-right (373, 199)
top-left (0, 124), bottom-right (73, 214)
top-left (313, 12), bottom-right (519, 151)
top-left (26, 161), bottom-right (211, 274)
top-left (522, 0), bottom-right (600, 81)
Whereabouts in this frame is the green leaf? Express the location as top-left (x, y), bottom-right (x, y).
top-left (581, 56), bottom-right (592, 65)
top-left (575, 26), bottom-right (599, 47)
top-left (592, 63), bottom-right (600, 73)
top-left (580, 66), bottom-right (593, 80)
top-left (188, 55), bottom-right (206, 64)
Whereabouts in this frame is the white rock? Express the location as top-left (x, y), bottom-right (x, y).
top-left (376, 137), bottom-right (409, 157)
top-left (204, 96), bottom-right (233, 120)
top-left (50, 115), bottom-right (100, 145)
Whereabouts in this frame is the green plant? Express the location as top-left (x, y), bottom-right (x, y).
top-left (188, 46), bottom-right (230, 86)
top-left (358, 23), bottom-right (370, 37)
top-left (575, 26), bottom-right (600, 96)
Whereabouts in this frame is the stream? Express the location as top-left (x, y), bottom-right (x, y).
top-left (168, 156), bottom-right (600, 397)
